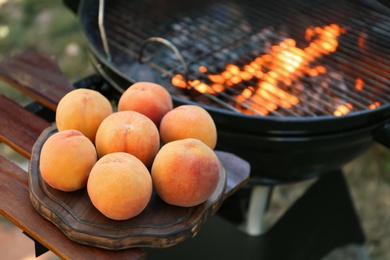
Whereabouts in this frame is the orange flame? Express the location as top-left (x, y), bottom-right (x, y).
top-left (333, 103), bottom-right (352, 116)
top-left (172, 24), bottom-right (348, 115)
top-left (369, 101), bottom-right (381, 109)
top-left (355, 78), bottom-right (364, 90)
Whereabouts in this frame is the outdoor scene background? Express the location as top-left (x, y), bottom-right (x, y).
top-left (1, 0), bottom-right (390, 259)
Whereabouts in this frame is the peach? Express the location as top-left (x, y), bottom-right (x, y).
top-left (118, 82), bottom-right (173, 127)
top-left (39, 129), bottom-right (97, 192)
top-left (56, 88), bottom-right (113, 143)
top-left (151, 138), bottom-right (221, 207)
top-left (95, 110), bottom-right (160, 167)
top-left (159, 105), bottom-right (217, 149)
top-left (87, 152), bottom-right (152, 220)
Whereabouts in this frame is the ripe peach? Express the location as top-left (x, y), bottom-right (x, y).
top-left (95, 110), bottom-right (160, 167)
top-left (39, 129), bottom-right (97, 192)
top-left (151, 138), bottom-right (221, 207)
top-left (56, 88), bottom-right (113, 143)
top-left (159, 105), bottom-right (217, 149)
top-left (87, 152), bottom-right (152, 220)
top-left (118, 82), bottom-right (173, 127)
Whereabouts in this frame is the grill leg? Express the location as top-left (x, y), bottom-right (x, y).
top-left (145, 169), bottom-right (365, 260)
top-left (262, 169), bottom-right (366, 259)
top-left (244, 185), bottom-right (272, 235)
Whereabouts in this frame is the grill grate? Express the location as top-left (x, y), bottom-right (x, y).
top-left (97, 0), bottom-right (390, 117)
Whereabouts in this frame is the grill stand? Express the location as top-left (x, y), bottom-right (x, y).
top-left (244, 185), bottom-right (272, 235)
top-left (262, 169), bottom-right (366, 259)
top-left (145, 169), bottom-right (366, 259)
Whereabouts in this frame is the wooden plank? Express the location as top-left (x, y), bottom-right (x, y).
top-left (0, 155), bottom-right (146, 260)
top-left (0, 50), bottom-right (74, 111)
top-left (0, 95), bottom-right (51, 159)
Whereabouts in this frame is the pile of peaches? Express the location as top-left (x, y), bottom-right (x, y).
top-left (39, 82), bottom-right (221, 221)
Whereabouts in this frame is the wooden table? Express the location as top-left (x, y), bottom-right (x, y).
top-left (0, 50), bottom-right (250, 259)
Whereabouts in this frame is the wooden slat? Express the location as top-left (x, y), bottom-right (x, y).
top-left (0, 95), bottom-right (51, 159)
top-left (0, 50), bottom-right (74, 111)
top-left (0, 155), bottom-right (146, 260)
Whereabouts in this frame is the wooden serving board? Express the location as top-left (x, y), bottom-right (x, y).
top-left (28, 126), bottom-right (227, 250)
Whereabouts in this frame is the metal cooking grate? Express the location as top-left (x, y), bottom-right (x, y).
top-left (97, 0), bottom-right (390, 117)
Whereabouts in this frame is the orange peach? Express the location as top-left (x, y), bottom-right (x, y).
top-left (159, 105), bottom-right (217, 149)
top-left (118, 82), bottom-right (173, 127)
top-left (95, 110), bottom-right (160, 167)
top-left (39, 129), bottom-right (97, 192)
top-left (87, 152), bottom-right (152, 220)
top-left (56, 88), bottom-right (113, 143)
top-left (151, 138), bottom-right (221, 207)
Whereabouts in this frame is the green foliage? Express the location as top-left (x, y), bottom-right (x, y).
top-left (0, 0), bottom-right (93, 82)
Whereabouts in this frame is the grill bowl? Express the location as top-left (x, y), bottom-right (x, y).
top-left (79, 0), bottom-right (390, 183)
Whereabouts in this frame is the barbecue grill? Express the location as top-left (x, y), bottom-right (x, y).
top-left (65, 0), bottom-right (390, 184)
top-left (1, 0), bottom-right (388, 258)
top-left (61, 1), bottom-right (390, 252)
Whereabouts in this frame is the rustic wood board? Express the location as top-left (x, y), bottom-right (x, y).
top-left (28, 126), bottom-right (228, 250)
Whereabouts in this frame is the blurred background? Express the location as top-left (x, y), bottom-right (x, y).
top-left (0, 0), bottom-right (390, 259)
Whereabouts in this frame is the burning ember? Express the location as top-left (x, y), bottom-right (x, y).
top-left (172, 23), bottom-right (380, 116)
